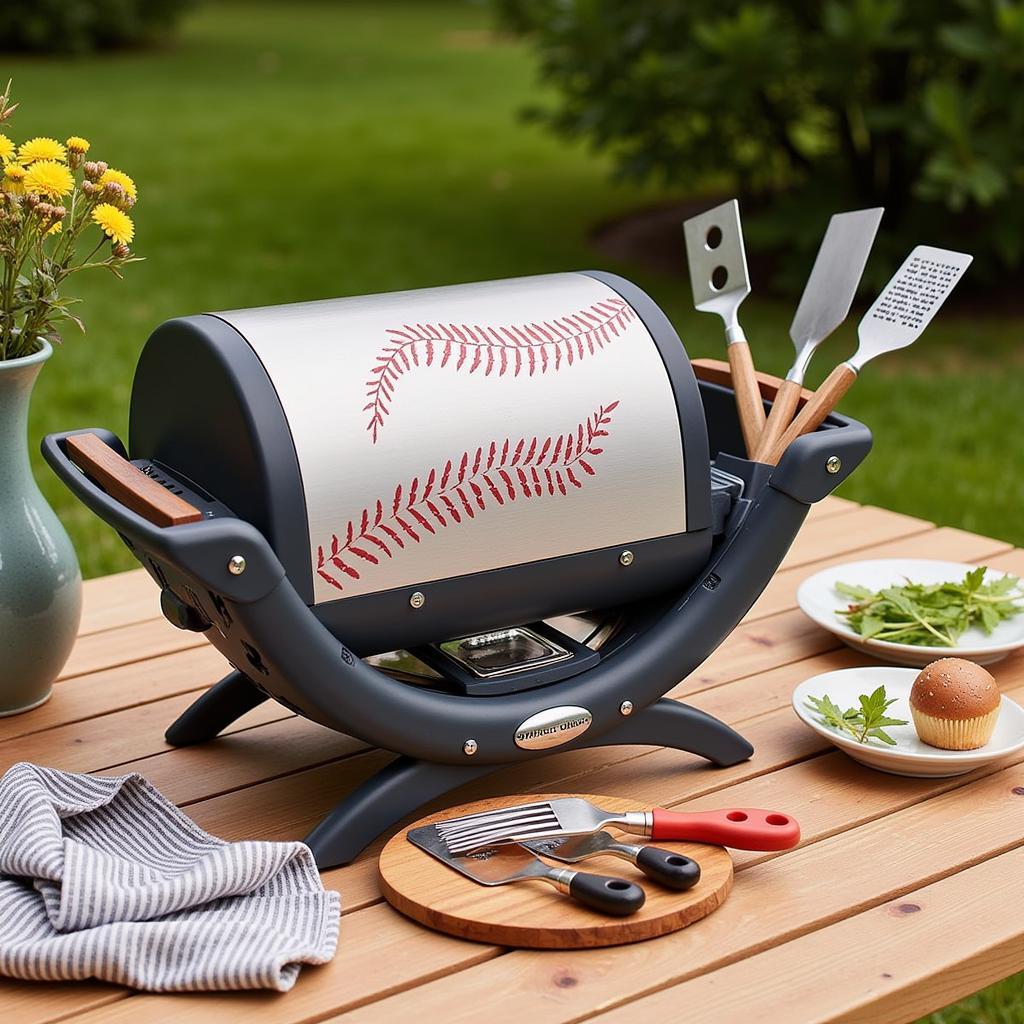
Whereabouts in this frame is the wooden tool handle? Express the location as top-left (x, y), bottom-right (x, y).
top-left (727, 341), bottom-right (766, 457)
top-left (762, 362), bottom-right (858, 465)
top-left (65, 433), bottom-right (202, 528)
top-left (753, 378), bottom-right (804, 463)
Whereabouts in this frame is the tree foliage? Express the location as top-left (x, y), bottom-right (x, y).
top-left (496, 0), bottom-right (1024, 283)
top-left (0, 0), bottom-right (194, 54)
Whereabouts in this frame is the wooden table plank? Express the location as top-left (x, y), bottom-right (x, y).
top-left (59, 617), bottom-right (206, 681)
top-left (32, 666), bottom-right (1024, 1024)
top-left (77, 569), bottom-right (155, 636)
top-left (39, 745), bottom-right (1024, 1024)
top-left (804, 495), bottom-right (860, 521)
top-left (324, 762), bottom-right (1024, 1024)
top-left (6, 514), bottom-right (1024, 1024)
top-left (0, 646), bottom-right (228, 745)
top-left (587, 846), bottom-right (1024, 1024)
top-left (777, 506), bottom-right (931, 571)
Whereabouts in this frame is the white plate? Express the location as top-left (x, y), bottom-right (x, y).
top-left (793, 666), bottom-right (1024, 777)
top-left (797, 558), bottom-right (1024, 666)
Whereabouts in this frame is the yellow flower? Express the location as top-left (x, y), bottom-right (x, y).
top-left (2, 163), bottom-right (26, 195)
top-left (18, 137), bottom-right (67, 164)
top-left (0, 134), bottom-right (13, 163)
top-left (92, 202), bottom-right (134, 245)
top-left (46, 220), bottom-right (62, 235)
top-left (99, 167), bottom-right (137, 202)
top-left (24, 160), bottom-right (74, 200)
top-left (66, 136), bottom-right (90, 155)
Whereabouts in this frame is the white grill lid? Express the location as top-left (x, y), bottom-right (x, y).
top-left (215, 273), bottom-right (687, 604)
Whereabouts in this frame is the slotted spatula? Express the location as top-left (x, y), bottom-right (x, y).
top-left (683, 200), bottom-right (765, 456)
top-left (436, 797), bottom-right (800, 855)
top-left (407, 823), bottom-right (646, 917)
top-left (753, 207), bottom-right (884, 462)
top-left (760, 245), bottom-right (972, 465)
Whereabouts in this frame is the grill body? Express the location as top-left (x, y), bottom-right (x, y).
top-left (44, 268), bottom-right (872, 868)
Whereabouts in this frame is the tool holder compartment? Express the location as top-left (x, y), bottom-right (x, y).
top-left (44, 294), bottom-right (870, 868)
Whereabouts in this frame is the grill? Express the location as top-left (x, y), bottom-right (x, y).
top-left (43, 270), bottom-right (870, 867)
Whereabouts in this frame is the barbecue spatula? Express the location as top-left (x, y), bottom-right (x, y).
top-left (753, 207), bottom-right (884, 463)
top-left (761, 245), bottom-right (973, 465)
top-left (407, 823), bottom-right (646, 916)
top-left (437, 797), bottom-right (801, 855)
top-left (683, 200), bottom-right (765, 456)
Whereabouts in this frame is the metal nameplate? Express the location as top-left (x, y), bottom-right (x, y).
top-left (514, 705), bottom-right (593, 750)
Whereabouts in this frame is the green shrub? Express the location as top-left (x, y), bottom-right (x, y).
top-left (0, 0), bottom-right (195, 54)
top-left (495, 0), bottom-right (1024, 287)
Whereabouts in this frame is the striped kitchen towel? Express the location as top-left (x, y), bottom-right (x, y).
top-left (0, 762), bottom-right (340, 992)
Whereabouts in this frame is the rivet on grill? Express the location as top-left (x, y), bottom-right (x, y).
top-left (227, 555), bottom-right (246, 576)
top-left (463, 739), bottom-right (478, 756)
top-left (619, 700), bottom-right (634, 716)
top-left (826, 455), bottom-right (842, 475)
top-left (409, 591), bottom-right (426, 609)
top-left (619, 550), bottom-right (634, 566)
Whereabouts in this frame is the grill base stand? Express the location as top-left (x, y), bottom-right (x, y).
top-left (165, 672), bottom-right (754, 869)
top-left (164, 669), bottom-right (269, 746)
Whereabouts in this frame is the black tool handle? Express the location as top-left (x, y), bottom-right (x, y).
top-left (567, 872), bottom-right (646, 916)
top-left (635, 847), bottom-right (702, 891)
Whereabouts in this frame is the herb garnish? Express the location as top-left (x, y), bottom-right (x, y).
top-left (805, 686), bottom-right (908, 746)
top-left (835, 567), bottom-right (1023, 648)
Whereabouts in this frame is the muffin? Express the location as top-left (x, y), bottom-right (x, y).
top-left (909, 658), bottom-right (1001, 750)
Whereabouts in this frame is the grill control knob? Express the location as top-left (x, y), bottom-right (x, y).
top-left (160, 588), bottom-right (211, 633)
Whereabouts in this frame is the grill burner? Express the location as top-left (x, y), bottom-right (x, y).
top-left (441, 628), bottom-right (570, 678)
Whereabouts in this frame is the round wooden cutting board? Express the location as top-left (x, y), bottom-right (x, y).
top-left (378, 793), bottom-right (733, 949)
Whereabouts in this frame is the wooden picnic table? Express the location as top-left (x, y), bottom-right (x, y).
top-left (3, 497), bottom-right (1023, 1024)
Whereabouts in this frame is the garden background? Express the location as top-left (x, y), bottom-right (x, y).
top-left (4, 2), bottom-right (1022, 1019)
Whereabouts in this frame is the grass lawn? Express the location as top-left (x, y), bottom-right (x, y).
top-left (4, 1), bottom-right (1022, 1017)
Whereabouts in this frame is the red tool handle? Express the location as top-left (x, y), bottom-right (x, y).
top-left (650, 807), bottom-right (800, 851)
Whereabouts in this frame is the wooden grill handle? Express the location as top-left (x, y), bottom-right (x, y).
top-left (65, 433), bottom-right (202, 528)
top-left (726, 341), bottom-right (767, 458)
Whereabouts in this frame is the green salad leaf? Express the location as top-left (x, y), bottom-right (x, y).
top-left (835, 567), bottom-right (1024, 647)
top-left (805, 686), bottom-right (908, 746)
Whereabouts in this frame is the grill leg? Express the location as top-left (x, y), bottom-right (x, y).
top-left (580, 698), bottom-right (753, 766)
top-left (302, 699), bottom-right (750, 869)
top-left (304, 756), bottom-right (498, 869)
top-left (164, 669), bottom-right (268, 746)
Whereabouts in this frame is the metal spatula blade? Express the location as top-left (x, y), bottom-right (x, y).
top-left (753, 206), bottom-right (884, 463)
top-left (850, 244), bottom-right (973, 370)
top-left (683, 199), bottom-right (765, 454)
top-left (788, 207), bottom-right (884, 377)
top-left (683, 199), bottom-right (750, 322)
top-left (761, 244), bottom-right (972, 464)
top-left (407, 823), bottom-right (646, 916)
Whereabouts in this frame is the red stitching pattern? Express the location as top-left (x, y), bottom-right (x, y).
top-left (364, 298), bottom-right (635, 442)
top-left (316, 400), bottom-right (620, 593)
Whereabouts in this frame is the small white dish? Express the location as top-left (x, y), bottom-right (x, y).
top-left (793, 666), bottom-right (1024, 777)
top-left (797, 558), bottom-right (1024, 667)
